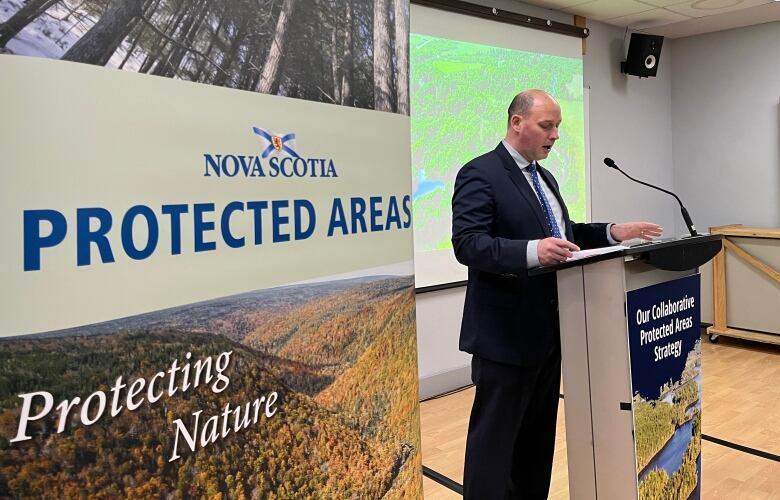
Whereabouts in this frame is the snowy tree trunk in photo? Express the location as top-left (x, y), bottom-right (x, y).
top-left (193, 5), bottom-right (227, 82)
top-left (61, 0), bottom-right (144, 66)
top-left (139, 0), bottom-right (188, 74)
top-left (256, 0), bottom-right (296, 95)
top-left (0, 0), bottom-right (61, 48)
top-left (331, 17), bottom-right (340, 104)
top-left (373, 0), bottom-right (393, 112)
top-left (339, 0), bottom-right (353, 106)
top-left (212, 17), bottom-right (248, 87)
top-left (118, 0), bottom-right (164, 70)
top-left (393, 0), bottom-right (408, 115)
top-left (152, 0), bottom-right (210, 77)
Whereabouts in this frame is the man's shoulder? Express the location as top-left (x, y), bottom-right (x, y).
top-left (460, 148), bottom-right (505, 175)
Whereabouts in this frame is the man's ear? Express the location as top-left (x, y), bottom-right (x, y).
top-left (511, 114), bottom-right (523, 132)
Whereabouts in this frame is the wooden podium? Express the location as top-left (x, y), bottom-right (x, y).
top-left (531, 234), bottom-right (721, 500)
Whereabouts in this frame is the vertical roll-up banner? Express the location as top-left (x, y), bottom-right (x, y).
top-left (0, 0), bottom-right (421, 497)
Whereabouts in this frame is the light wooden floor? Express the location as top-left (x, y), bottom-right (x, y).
top-left (420, 334), bottom-right (780, 499)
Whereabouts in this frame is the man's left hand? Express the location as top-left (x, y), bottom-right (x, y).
top-left (610, 222), bottom-right (663, 242)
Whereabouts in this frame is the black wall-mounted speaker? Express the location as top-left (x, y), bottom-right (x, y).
top-left (621, 33), bottom-right (664, 78)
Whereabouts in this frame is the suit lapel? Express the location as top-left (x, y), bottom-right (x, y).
top-left (537, 164), bottom-right (574, 240)
top-left (494, 143), bottom-right (551, 237)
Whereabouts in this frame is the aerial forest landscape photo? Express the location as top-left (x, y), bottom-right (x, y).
top-left (0, 273), bottom-right (422, 498)
top-left (0, 0), bottom-right (409, 113)
top-left (634, 342), bottom-right (702, 500)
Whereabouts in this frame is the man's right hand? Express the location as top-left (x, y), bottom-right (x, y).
top-left (537, 238), bottom-right (580, 266)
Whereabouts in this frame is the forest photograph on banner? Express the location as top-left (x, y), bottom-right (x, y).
top-left (0, 268), bottom-right (420, 498)
top-left (0, 0), bottom-right (409, 113)
top-left (0, 0), bottom-right (420, 498)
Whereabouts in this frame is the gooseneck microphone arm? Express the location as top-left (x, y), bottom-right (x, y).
top-left (603, 157), bottom-right (698, 236)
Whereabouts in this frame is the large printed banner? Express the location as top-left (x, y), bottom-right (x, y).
top-left (627, 274), bottom-right (702, 500)
top-left (0, 0), bottom-right (421, 497)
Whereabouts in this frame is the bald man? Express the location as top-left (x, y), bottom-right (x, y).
top-left (452, 90), bottom-right (660, 499)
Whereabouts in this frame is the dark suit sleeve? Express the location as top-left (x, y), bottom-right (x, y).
top-left (452, 164), bottom-right (528, 275)
top-left (571, 222), bottom-right (611, 250)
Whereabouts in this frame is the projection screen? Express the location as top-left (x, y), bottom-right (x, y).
top-left (411, 4), bottom-right (588, 288)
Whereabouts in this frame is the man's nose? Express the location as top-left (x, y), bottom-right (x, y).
top-left (550, 128), bottom-right (559, 140)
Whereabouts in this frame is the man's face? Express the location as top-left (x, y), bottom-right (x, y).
top-left (511, 97), bottom-right (562, 162)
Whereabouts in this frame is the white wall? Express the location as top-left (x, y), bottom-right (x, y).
top-left (671, 22), bottom-right (780, 234)
top-left (415, 3), bottom-right (677, 398)
top-left (415, 288), bottom-right (471, 399)
top-left (585, 23), bottom-right (678, 233)
top-left (670, 21), bottom-right (780, 325)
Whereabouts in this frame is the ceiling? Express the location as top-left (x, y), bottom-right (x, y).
top-left (522, 0), bottom-right (780, 37)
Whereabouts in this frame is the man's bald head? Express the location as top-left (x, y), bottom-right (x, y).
top-left (507, 90), bottom-right (558, 128)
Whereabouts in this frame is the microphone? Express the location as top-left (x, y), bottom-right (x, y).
top-left (603, 157), bottom-right (697, 236)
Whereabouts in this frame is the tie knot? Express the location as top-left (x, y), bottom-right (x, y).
top-left (528, 162), bottom-right (537, 173)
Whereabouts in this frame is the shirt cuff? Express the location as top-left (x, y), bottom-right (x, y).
top-left (527, 239), bottom-right (541, 268)
top-left (606, 223), bottom-right (619, 245)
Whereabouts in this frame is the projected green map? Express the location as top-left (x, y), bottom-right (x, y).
top-left (410, 33), bottom-right (586, 255)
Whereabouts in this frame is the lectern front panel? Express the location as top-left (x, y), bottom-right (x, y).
top-left (558, 259), bottom-right (637, 500)
top-left (558, 266), bottom-right (597, 500)
top-left (582, 259), bottom-right (637, 499)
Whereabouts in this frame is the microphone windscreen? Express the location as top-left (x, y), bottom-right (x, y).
top-left (603, 157), bottom-right (617, 168)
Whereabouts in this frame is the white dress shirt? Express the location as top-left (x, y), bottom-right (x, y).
top-left (501, 140), bottom-right (615, 268)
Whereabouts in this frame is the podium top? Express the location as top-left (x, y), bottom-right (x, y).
top-left (528, 234), bottom-right (723, 276)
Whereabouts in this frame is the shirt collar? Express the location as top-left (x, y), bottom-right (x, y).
top-left (501, 140), bottom-right (534, 170)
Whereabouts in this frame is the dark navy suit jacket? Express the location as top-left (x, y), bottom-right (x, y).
top-left (452, 142), bottom-right (610, 366)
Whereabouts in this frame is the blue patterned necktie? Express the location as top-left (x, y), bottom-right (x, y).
top-left (528, 162), bottom-right (562, 238)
